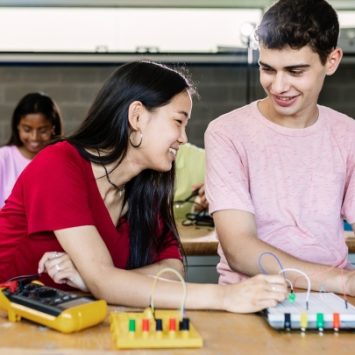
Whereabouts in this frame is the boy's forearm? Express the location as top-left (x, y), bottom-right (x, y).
top-left (224, 235), bottom-right (354, 295)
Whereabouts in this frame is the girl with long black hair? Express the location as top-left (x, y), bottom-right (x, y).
top-left (0, 61), bottom-right (286, 313)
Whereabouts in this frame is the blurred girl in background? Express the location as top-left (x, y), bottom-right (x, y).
top-left (0, 92), bottom-right (63, 207)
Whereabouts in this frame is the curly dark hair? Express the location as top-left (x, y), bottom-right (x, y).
top-left (255, 0), bottom-right (339, 64)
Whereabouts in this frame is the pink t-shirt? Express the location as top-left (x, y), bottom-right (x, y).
top-left (0, 145), bottom-right (30, 208)
top-left (205, 101), bottom-right (355, 284)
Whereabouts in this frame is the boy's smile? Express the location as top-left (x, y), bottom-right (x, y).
top-left (257, 45), bottom-right (340, 129)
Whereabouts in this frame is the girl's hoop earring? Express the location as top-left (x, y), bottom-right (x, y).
top-left (129, 130), bottom-right (143, 148)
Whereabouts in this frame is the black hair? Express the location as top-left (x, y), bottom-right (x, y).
top-left (67, 60), bottom-right (196, 269)
top-left (6, 92), bottom-right (63, 146)
top-left (255, 0), bottom-right (339, 64)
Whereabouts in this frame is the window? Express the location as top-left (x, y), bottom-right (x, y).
top-left (0, 7), bottom-right (262, 52)
top-left (338, 10), bottom-right (355, 28)
top-left (1, 6), bottom-right (354, 54)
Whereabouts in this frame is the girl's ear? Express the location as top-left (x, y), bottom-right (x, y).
top-left (128, 101), bottom-right (144, 130)
top-left (326, 47), bottom-right (343, 76)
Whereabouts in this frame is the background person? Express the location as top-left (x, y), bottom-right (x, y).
top-left (174, 142), bottom-right (207, 220)
top-left (0, 92), bottom-right (63, 207)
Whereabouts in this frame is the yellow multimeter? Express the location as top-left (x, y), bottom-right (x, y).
top-left (0, 280), bottom-right (107, 333)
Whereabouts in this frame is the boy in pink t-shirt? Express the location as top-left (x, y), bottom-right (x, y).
top-left (205, 0), bottom-right (355, 296)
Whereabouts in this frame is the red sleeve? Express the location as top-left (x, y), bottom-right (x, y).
top-left (155, 240), bottom-right (182, 261)
top-left (154, 220), bottom-right (182, 262)
top-left (20, 142), bottom-right (95, 234)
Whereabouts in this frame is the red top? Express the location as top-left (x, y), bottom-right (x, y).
top-left (0, 141), bottom-right (181, 289)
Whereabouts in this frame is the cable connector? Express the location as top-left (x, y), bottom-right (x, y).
top-left (0, 281), bottom-right (18, 293)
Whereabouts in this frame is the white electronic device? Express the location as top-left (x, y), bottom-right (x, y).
top-left (266, 292), bottom-right (355, 331)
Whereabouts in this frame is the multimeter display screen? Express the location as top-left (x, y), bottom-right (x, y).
top-left (58, 297), bottom-right (93, 310)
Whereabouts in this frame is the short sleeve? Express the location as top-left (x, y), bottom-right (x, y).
top-left (341, 140), bottom-right (355, 224)
top-left (0, 146), bottom-right (30, 208)
top-left (204, 121), bottom-right (254, 215)
top-left (0, 147), bottom-right (9, 207)
top-left (154, 218), bottom-right (182, 262)
top-left (154, 231), bottom-right (182, 262)
top-left (20, 142), bottom-right (95, 234)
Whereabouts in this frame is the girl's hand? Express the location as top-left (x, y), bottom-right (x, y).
top-left (38, 251), bottom-right (89, 292)
top-left (222, 274), bottom-right (288, 313)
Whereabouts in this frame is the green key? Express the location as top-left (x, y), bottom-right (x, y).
top-left (288, 291), bottom-right (296, 303)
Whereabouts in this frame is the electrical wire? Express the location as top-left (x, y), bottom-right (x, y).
top-left (8, 273), bottom-right (39, 282)
top-left (175, 190), bottom-right (214, 227)
top-left (279, 268), bottom-right (312, 309)
top-left (149, 268), bottom-right (187, 319)
top-left (174, 189), bottom-right (199, 207)
top-left (257, 252), bottom-right (315, 305)
top-left (257, 252), bottom-right (285, 275)
top-left (258, 252), bottom-right (293, 289)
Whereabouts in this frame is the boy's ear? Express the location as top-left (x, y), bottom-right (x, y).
top-left (326, 47), bottom-right (343, 76)
top-left (128, 101), bottom-right (144, 130)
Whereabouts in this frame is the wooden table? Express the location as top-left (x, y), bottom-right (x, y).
top-left (1, 300), bottom-right (355, 355)
top-left (177, 223), bottom-right (217, 255)
top-left (1, 226), bottom-right (353, 354)
top-left (345, 231), bottom-right (355, 253)
top-left (178, 223), bottom-right (355, 255)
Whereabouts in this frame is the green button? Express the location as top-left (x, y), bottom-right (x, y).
top-left (316, 313), bottom-right (324, 330)
top-left (288, 291), bottom-right (296, 303)
top-left (129, 319), bottom-right (136, 332)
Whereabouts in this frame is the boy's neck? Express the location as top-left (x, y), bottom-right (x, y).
top-left (257, 98), bottom-right (319, 129)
